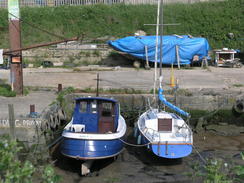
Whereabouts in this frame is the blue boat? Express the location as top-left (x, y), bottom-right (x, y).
top-left (108, 35), bottom-right (210, 65)
top-left (61, 97), bottom-right (126, 174)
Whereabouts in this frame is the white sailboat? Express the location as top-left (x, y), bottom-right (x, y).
top-left (135, 0), bottom-right (193, 159)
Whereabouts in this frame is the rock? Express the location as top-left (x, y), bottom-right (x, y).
top-left (195, 117), bottom-right (207, 133)
top-left (28, 63), bottom-right (34, 68)
top-left (133, 61), bottom-right (141, 68)
top-left (134, 30), bottom-right (146, 36)
top-left (53, 62), bottom-right (64, 66)
top-left (114, 66), bottom-right (121, 71)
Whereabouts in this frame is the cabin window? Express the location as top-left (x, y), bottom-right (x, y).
top-left (158, 118), bottom-right (172, 131)
top-left (101, 102), bottom-right (112, 117)
top-left (79, 101), bottom-right (87, 113)
top-left (91, 101), bottom-right (97, 113)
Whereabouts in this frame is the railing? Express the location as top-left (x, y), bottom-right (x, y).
top-left (0, 0), bottom-right (216, 8)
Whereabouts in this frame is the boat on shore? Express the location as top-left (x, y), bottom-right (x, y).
top-left (61, 97), bottom-right (126, 175)
top-left (134, 0), bottom-right (193, 159)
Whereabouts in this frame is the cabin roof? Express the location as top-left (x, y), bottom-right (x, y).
top-left (75, 97), bottom-right (117, 103)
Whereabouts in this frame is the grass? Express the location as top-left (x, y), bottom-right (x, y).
top-left (0, 0), bottom-right (243, 51)
top-left (233, 84), bottom-right (244, 87)
top-left (0, 80), bottom-right (16, 97)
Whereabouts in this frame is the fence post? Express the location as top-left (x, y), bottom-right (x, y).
top-left (8, 104), bottom-right (16, 140)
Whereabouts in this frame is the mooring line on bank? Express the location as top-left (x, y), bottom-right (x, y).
top-left (119, 138), bottom-right (151, 147)
top-left (48, 136), bottom-right (63, 149)
top-left (192, 144), bottom-right (207, 164)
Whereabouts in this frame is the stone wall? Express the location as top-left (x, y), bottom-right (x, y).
top-left (22, 45), bottom-right (113, 66)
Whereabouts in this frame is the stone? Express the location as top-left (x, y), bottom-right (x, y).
top-left (53, 62), bottom-right (64, 66)
top-left (28, 63), bottom-right (34, 68)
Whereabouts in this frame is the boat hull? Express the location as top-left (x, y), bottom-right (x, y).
top-left (150, 143), bottom-right (192, 159)
top-left (140, 131), bottom-right (192, 159)
top-left (61, 137), bottom-right (123, 160)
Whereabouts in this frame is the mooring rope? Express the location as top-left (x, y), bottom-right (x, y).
top-left (119, 138), bottom-right (151, 147)
top-left (192, 144), bottom-right (207, 164)
top-left (47, 136), bottom-right (63, 149)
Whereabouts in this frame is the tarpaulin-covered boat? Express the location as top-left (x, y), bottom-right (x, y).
top-left (108, 35), bottom-right (210, 65)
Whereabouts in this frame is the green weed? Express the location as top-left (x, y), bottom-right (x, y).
top-left (187, 154), bottom-right (244, 183)
top-left (0, 0), bottom-right (243, 50)
top-left (233, 84), bottom-right (244, 87)
top-left (0, 135), bottom-right (61, 183)
top-left (0, 81), bottom-right (16, 97)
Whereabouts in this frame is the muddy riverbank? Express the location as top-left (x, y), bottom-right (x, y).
top-left (52, 128), bottom-right (244, 183)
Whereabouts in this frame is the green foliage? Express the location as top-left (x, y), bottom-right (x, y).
top-left (188, 153), bottom-right (244, 183)
top-left (0, 136), bottom-right (61, 183)
top-left (0, 136), bottom-right (34, 183)
top-left (0, 79), bottom-right (29, 97)
top-left (233, 152), bottom-right (244, 182)
top-left (203, 159), bottom-right (230, 183)
top-left (23, 87), bottom-right (30, 96)
top-left (42, 165), bottom-right (61, 183)
top-left (0, 0), bottom-right (243, 50)
top-left (233, 84), bottom-right (244, 87)
top-left (0, 80), bottom-right (16, 97)
top-left (56, 86), bottom-right (75, 105)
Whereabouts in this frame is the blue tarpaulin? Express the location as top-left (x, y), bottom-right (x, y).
top-left (108, 35), bottom-right (210, 65)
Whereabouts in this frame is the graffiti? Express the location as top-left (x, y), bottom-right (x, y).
top-left (0, 119), bottom-right (42, 128)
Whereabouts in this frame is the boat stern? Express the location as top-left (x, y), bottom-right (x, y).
top-left (151, 143), bottom-right (192, 159)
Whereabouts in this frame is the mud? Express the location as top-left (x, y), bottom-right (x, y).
top-left (52, 129), bottom-right (244, 183)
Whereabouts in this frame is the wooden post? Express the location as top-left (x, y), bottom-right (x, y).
top-left (144, 45), bottom-right (150, 69)
top-left (8, 0), bottom-right (23, 95)
top-left (96, 73), bottom-right (99, 97)
top-left (8, 104), bottom-right (16, 140)
top-left (58, 84), bottom-right (62, 93)
top-left (176, 45), bottom-right (180, 69)
top-left (30, 104), bottom-right (35, 113)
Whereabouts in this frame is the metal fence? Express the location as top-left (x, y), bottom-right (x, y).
top-left (0, 0), bottom-right (215, 8)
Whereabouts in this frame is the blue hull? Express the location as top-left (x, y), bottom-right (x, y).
top-left (150, 144), bottom-right (192, 159)
top-left (140, 132), bottom-right (192, 159)
top-left (61, 138), bottom-right (123, 160)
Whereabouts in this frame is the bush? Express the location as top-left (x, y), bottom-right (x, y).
top-left (0, 136), bottom-right (61, 183)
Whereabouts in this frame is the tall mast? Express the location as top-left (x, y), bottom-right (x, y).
top-left (153, 0), bottom-right (161, 98)
top-left (159, 0), bottom-right (164, 77)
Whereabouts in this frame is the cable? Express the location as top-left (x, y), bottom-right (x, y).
top-left (8, 12), bottom-right (66, 40)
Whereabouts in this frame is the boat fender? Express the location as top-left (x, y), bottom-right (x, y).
top-left (137, 135), bottom-right (142, 145)
top-left (133, 127), bottom-right (138, 138)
